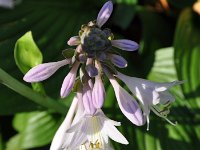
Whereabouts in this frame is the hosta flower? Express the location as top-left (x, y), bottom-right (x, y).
top-left (63, 110), bottom-right (128, 150)
top-left (24, 3), bottom-right (181, 147)
top-left (116, 72), bottom-right (183, 130)
top-left (50, 90), bottom-right (128, 150)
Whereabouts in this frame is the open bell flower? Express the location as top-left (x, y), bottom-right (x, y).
top-left (51, 88), bottom-right (128, 150)
top-left (116, 72), bottom-right (183, 130)
top-left (63, 109), bottom-right (128, 150)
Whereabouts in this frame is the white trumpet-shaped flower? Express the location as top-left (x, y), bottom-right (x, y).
top-left (63, 110), bottom-right (128, 150)
top-left (116, 72), bottom-right (183, 130)
top-left (50, 95), bottom-right (79, 150)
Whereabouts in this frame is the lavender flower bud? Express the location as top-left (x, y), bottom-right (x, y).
top-left (110, 54), bottom-right (127, 68)
top-left (60, 61), bottom-right (80, 98)
top-left (85, 64), bottom-right (98, 77)
top-left (92, 76), bottom-right (106, 109)
top-left (83, 81), bottom-right (96, 115)
top-left (111, 39), bottom-right (139, 51)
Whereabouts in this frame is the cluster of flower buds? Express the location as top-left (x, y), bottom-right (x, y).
top-left (23, 1), bottom-right (183, 149)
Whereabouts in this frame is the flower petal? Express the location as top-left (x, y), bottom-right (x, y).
top-left (117, 72), bottom-right (161, 108)
top-left (154, 81), bottom-right (184, 92)
top-left (50, 95), bottom-right (78, 150)
top-left (157, 91), bottom-right (175, 105)
top-left (60, 61), bottom-right (80, 98)
top-left (110, 54), bottom-right (128, 68)
top-left (109, 77), bottom-right (144, 126)
top-left (92, 76), bottom-right (106, 109)
top-left (111, 39), bottom-right (139, 51)
top-left (102, 118), bottom-right (129, 145)
top-left (83, 81), bottom-right (97, 115)
top-left (67, 36), bottom-right (80, 46)
top-left (97, 1), bottom-right (113, 27)
top-left (23, 59), bottom-right (70, 82)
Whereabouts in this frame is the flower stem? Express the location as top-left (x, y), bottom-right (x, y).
top-left (0, 68), bottom-right (67, 114)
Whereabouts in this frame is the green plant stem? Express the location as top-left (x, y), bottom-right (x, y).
top-left (0, 68), bottom-right (67, 114)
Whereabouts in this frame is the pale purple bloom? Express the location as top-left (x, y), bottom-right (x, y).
top-left (23, 59), bottom-right (71, 82)
top-left (60, 61), bottom-right (80, 98)
top-left (116, 72), bottom-right (183, 130)
top-left (92, 75), bottom-right (106, 109)
top-left (82, 80), bottom-right (97, 115)
top-left (63, 110), bottom-right (128, 150)
top-left (97, 1), bottom-right (113, 28)
top-left (111, 40), bottom-right (139, 51)
top-left (108, 76), bottom-right (145, 126)
top-left (110, 54), bottom-right (127, 68)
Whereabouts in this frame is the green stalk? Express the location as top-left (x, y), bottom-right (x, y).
top-left (0, 68), bottom-right (67, 114)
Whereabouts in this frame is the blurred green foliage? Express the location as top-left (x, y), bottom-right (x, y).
top-left (0, 0), bottom-right (200, 150)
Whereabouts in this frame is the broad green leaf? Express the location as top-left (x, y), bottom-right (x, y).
top-left (148, 47), bottom-right (200, 149)
top-left (14, 31), bottom-right (43, 74)
top-left (174, 8), bottom-right (200, 145)
top-left (174, 8), bottom-right (200, 108)
top-left (6, 111), bottom-right (62, 150)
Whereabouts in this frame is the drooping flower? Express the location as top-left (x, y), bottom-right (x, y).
top-left (51, 87), bottom-right (128, 150)
top-left (63, 110), bottom-right (128, 150)
top-left (116, 72), bottom-right (183, 130)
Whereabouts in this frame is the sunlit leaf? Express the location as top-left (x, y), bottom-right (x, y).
top-left (148, 47), bottom-right (200, 149)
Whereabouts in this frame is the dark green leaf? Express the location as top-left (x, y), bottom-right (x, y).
top-left (113, 4), bottom-right (136, 29)
top-left (6, 111), bottom-right (62, 150)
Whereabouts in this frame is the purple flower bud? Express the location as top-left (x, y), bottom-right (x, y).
top-left (67, 36), bottom-right (80, 46)
top-left (97, 1), bottom-right (113, 27)
top-left (85, 64), bottom-right (98, 77)
top-left (60, 61), bottom-right (80, 98)
top-left (23, 59), bottom-right (71, 83)
top-left (111, 40), bottom-right (139, 51)
top-left (82, 81), bottom-right (96, 115)
top-left (92, 76), bottom-right (105, 109)
top-left (78, 53), bottom-right (87, 63)
top-left (110, 54), bottom-right (127, 68)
